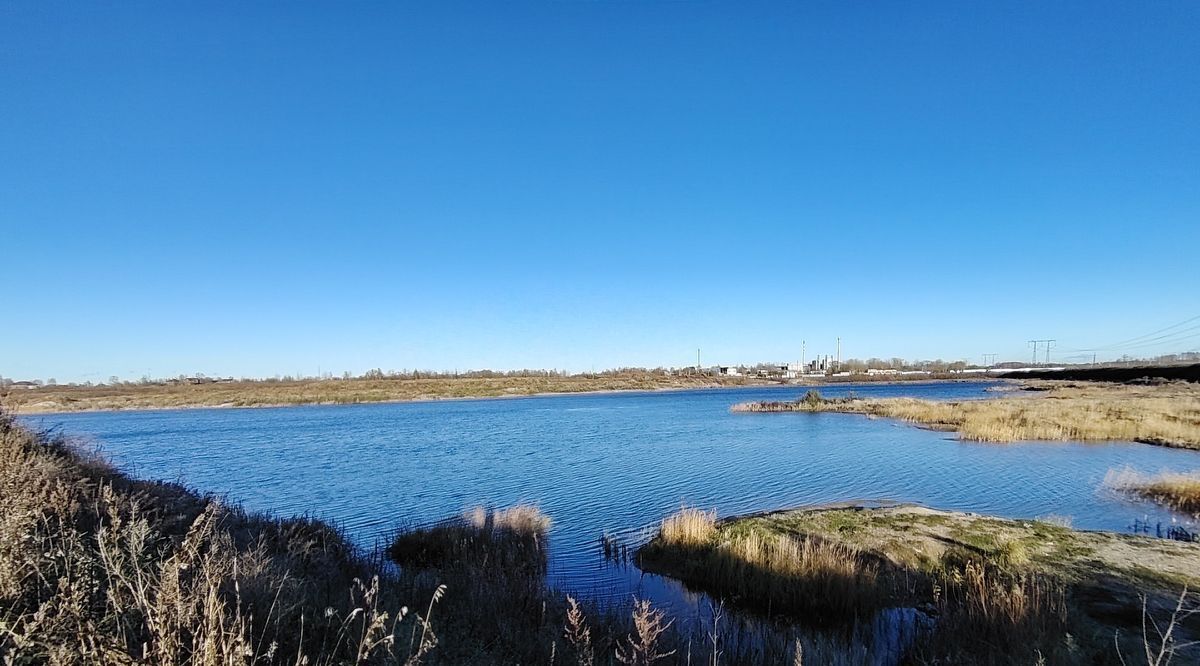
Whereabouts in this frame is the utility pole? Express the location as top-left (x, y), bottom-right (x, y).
top-left (801, 340), bottom-right (806, 370)
top-left (1028, 340), bottom-right (1039, 365)
top-left (982, 354), bottom-right (997, 366)
top-left (1044, 340), bottom-right (1056, 364)
top-left (696, 348), bottom-right (701, 372)
top-left (836, 337), bottom-right (841, 371)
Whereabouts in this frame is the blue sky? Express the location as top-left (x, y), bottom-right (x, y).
top-left (2, 2), bottom-right (1198, 381)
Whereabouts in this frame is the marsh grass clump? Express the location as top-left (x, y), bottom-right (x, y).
top-left (388, 504), bottom-right (551, 573)
top-left (639, 507), bottom-right (886, 621)
top-left (1106, 468), bottom-right (1200, 517)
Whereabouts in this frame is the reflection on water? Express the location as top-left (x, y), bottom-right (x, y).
top-left (28, 381), bottom-right (1200, 626)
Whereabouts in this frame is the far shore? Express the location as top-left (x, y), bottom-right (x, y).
top-left (3, 374), bottom-right (1001, 416)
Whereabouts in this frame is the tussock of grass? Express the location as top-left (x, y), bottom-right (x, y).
top-left (733, 382), bottom-right (1200, 449)
top-left (1106, 468), bottom-right (1200, 517)
top-left (640, 507), bottom-right (884, 620)
top-left (389, 505), bottom-right (551, 573)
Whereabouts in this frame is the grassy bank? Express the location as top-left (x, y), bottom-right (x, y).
top-left (732, 382), bottom-right (1200, 449)
top-left (5, 374), bottom-right (770, 414)
top-left (640, 504), bottom-right (1200, 665)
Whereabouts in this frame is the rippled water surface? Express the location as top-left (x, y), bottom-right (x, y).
top-left (29, 381), bottom-right (1200, 612)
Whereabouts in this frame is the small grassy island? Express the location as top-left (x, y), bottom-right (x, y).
top-left (732, 382), bottom-right (1200, 449)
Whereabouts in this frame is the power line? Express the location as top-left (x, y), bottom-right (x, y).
top-left (1066, 314), bottom-right (1200, 352)
top-left (1096, 326), bottom-right (1200, 352)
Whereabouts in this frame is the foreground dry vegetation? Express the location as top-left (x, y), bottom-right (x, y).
top-left (640, 505), bottom-right (1200, 665)
top-left (4, 374), bottom-right (764, 414)
top-left (0, 409), bottom-right (764, 665)
top-left (733, 382), bottom-right (1200, 449)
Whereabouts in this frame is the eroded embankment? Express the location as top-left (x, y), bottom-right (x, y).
top-left (732, 382), bottom-right (1200, 449)
top-left (638, 504), bottom-right (1200, 665)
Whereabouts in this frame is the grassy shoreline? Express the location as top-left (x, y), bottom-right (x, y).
top-left (732, 382), bottom-right (1200, 449)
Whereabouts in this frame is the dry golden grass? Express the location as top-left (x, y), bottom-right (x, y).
top-left (733, 382), bottom-right (1200, 449)
top-left (5, 374), bottom-right (763, 414)
top-left (1106, 468), bottom-right (1200, 517)
top-left (658, 506), bottom-right (716, 547)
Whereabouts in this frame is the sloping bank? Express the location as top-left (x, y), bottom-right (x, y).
top-left (638, 504), bottom-right (1200, 665)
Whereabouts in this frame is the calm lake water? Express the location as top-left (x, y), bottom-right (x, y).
top-left (26, 381), bottom-right (1200, 616)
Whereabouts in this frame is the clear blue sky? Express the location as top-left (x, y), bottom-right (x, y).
top-left (2, 2), bottom-right (1198, 382)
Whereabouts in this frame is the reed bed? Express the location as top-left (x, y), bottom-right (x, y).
top-left (732, 383), bottom-right (1200, 449)
top-left (1106, 468), bottom-right (1200, 517)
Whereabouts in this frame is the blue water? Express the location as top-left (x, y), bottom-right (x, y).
top-left (25, 381), bottom-right (1200, 614)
